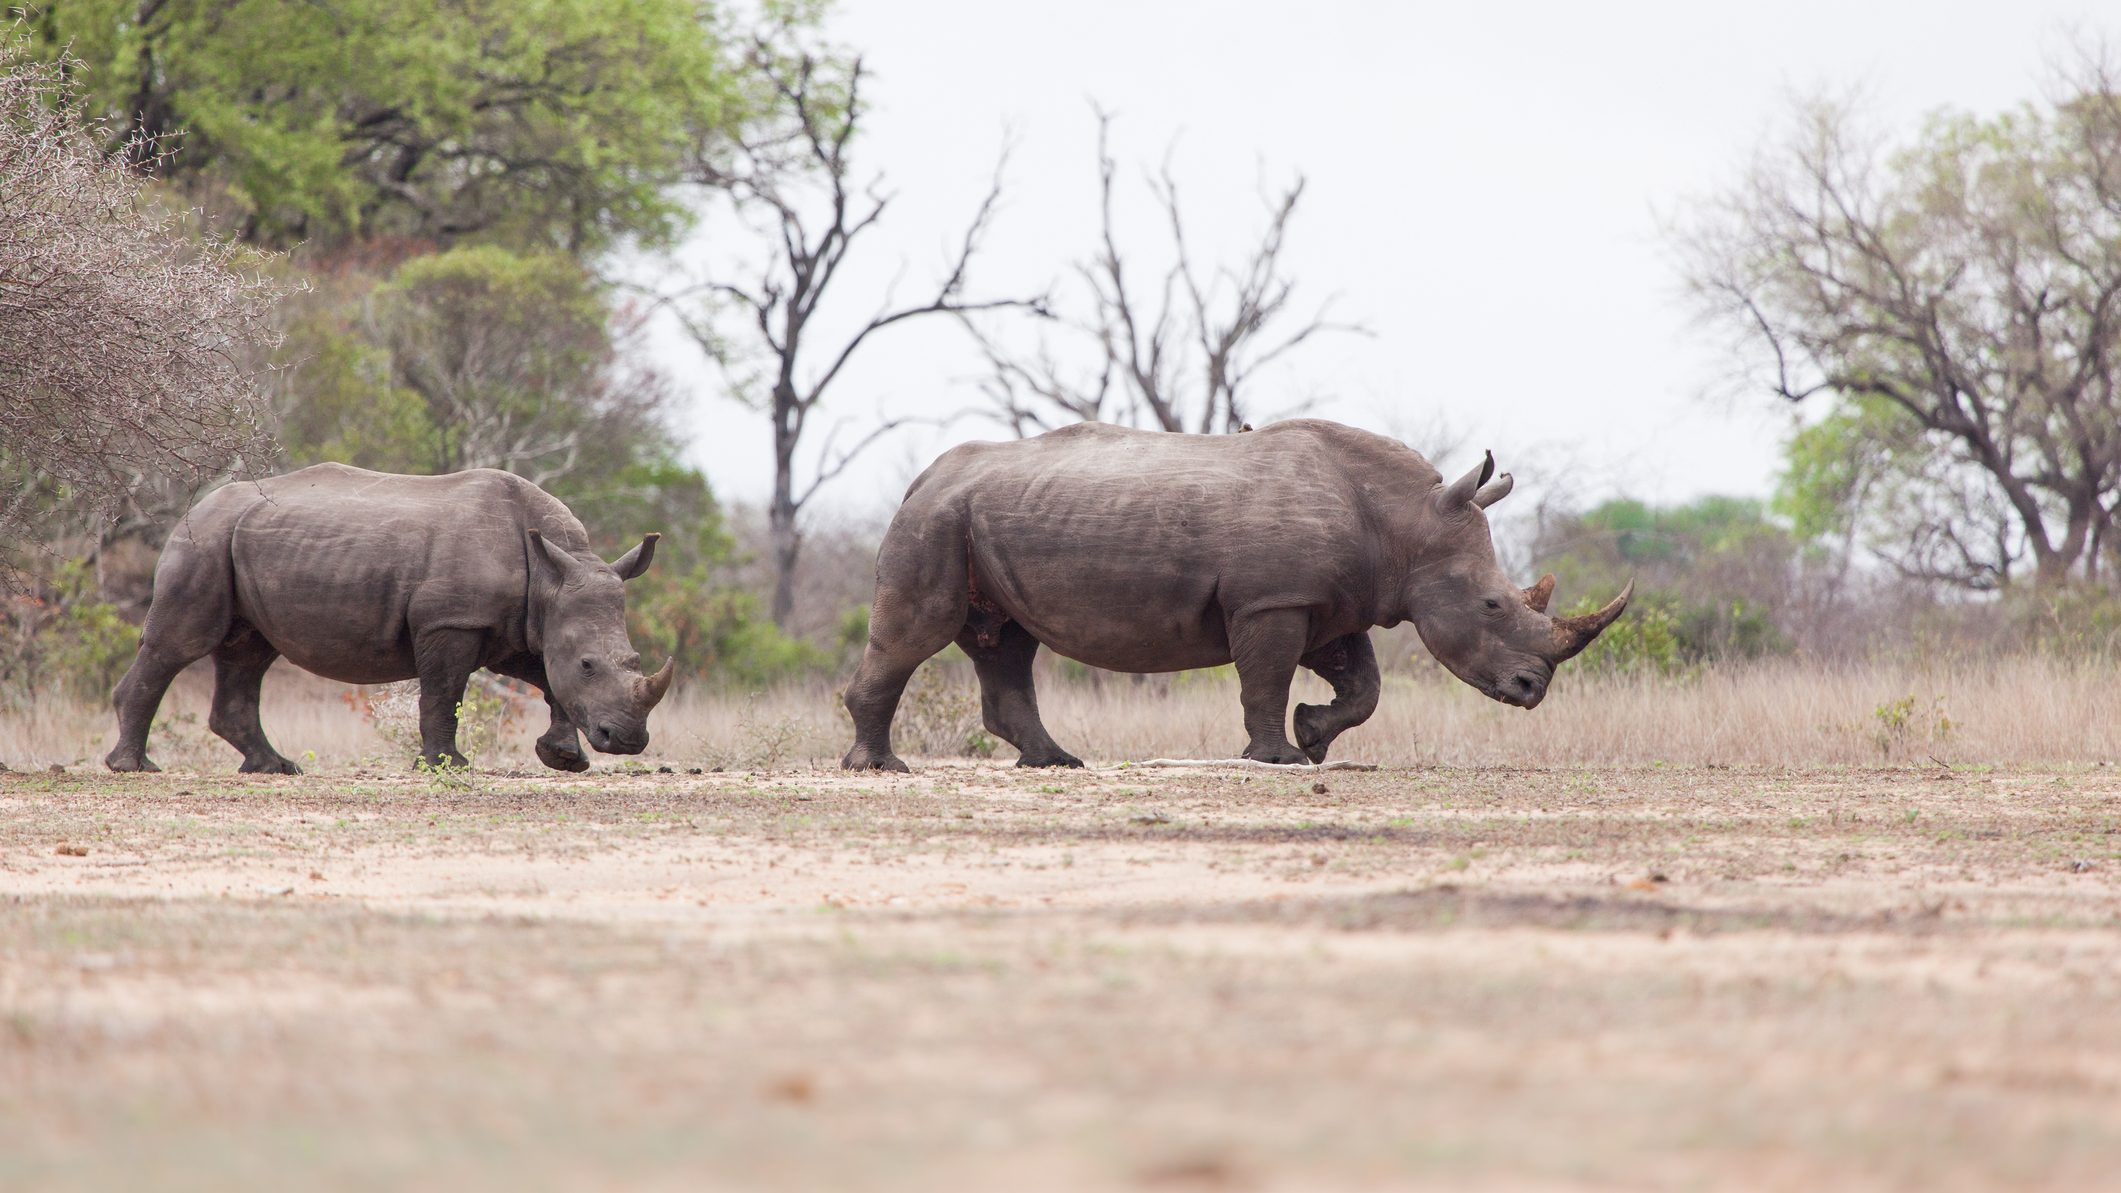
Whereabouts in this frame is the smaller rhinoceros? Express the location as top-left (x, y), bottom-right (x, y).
top-left (105, 464), bottom-right (675, 774)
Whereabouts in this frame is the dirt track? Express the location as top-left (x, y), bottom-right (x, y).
top-left (3, 761), bottom-right (2119, 1191)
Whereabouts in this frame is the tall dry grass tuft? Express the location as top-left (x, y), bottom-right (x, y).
top-left (6, 657), bottom-right (2119, 773)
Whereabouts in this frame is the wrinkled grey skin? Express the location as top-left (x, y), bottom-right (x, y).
top-left (106, 464), bottom-right (674, 774)
top-left (843, 419), bottom-right (1630, 771)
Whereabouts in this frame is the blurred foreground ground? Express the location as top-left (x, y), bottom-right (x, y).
top-left (3, 762), bottom-right (2119, 1191)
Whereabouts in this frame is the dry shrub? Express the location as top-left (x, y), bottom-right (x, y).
top-left (0, 39), bottom-right (281, 575)
top-left (893, 666), bottom-right (992, 758)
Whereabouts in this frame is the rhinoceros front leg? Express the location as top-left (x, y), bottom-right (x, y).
top-left (1229, 608), bottom-right (1312, 765)
top-left (107, 550), bottom-right (235, 773)
top-left (489, 654), bottom-right (589, 773)
top-left (1293, 632), bottom-right (1381, 764)
top-left (411, 629), bottom-right (480, 770)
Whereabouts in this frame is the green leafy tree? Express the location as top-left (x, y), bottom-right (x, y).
top-left (1680, 49), bottom-right (2121, 589)
top-left (276, 244), bottom-right (669, 486)
top-left (25, 0), bottom-right (745, 250)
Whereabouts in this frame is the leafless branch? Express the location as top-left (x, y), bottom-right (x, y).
top-left (0, 41), bottom-right (283, 586)
top-left (969, 106), bottom-right (1367, 438)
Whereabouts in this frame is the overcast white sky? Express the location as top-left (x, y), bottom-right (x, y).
top-left (645, 0), bottom-right (2111, 522)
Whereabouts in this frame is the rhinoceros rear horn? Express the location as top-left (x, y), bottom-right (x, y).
top-left (1473, 472), bottom-right (1514, 509)
top-left (1522, 573), bottom-right (1556, 613)
top-left (1548, 579), bottom-right (1633, 662)
top-left (636, 657), bottom-right (676, 709)
top-left (1438, 450), bottom-right (1495, 510)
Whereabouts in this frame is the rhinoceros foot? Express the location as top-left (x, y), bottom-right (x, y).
top-left (1241, 742), bottom-right (1310, 766)
top-left (1293, 703), bottom-right (1333, 763)
top-left (536, 737), bottom-right (591, 773)
top-left (238, 754), bottom-right (302, 776)
top-left (105, 750), bottom-right (160, 773)
top-left (1014, 750), bottom-right (1084, 769)
top-left (842, 746), bottom-right (910, 772)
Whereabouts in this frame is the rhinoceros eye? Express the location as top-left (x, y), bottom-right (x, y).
top-left (1483, 598), bottom-right (1502, 611)
top-left (580, 658), bottom-right (595, 674)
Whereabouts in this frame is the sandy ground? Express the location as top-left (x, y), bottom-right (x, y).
top-left (3, 759), bottom-right (2119, 1191)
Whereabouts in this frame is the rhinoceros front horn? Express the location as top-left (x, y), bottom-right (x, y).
top-left (637, 658), bottom-right (676, 709)
top-left (1548, 579), bottom-right (1633, 662)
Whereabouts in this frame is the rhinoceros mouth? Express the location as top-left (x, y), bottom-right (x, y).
top-left (586, 722), bottom-right (650, 755)
top-left (1486, 673), bottom-right (1547, 709)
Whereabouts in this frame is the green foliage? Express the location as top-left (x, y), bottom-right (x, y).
top-left (835, 604), bottom-right (871, 665)
top-left (1533, 495), bottom-right (1801, 667)
top-left (272, 314), bottom-right (437, 473)
top-left (27, 0), bottom-right (747, 250)
top-left (1566, 597), bottom-right (1687, 677)
top-left (1775, 394), bottom-right (1954, 554)
top-left (626, 570), bottom-right (827, 691)
top-left (0, 561), bottom-right (143, 705)
top-left (275, 245), bottom-right (677, 483)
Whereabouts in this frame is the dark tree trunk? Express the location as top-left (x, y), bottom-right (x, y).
top-left (769, 381), bottom-right (802, 628)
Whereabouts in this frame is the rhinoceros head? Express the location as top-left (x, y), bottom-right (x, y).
top-left (528, 529), bottom-right (675, 753)
top-left (1406, 453), bottom-right (1631, 709)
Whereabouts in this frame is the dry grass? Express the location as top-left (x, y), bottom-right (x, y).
top-left (6, 654), bottom-right (2119, 773)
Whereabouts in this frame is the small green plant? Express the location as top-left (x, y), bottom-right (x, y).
top-left (1871, 694), bottom-right (1953, 760)
top-left (413, 753), bottom-right (475, 789)
top-left (451, 682), bottom-right (517, 763)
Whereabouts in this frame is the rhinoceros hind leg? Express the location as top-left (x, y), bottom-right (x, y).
top-left (412, 629), bottom-right (480, 770)
top-left (106, 643), bottom-right (185, 772)
top-left (957, 620), bottom-right (1083, 769)
top-left (1230, 608), bottom-right (1312, 765)
top-left (842, 518), bottom-right (973, 771)
top-left (107, 565), bottom-right (232, 773)
top-left (209, 626), bottom-right (300, 774)
top-left (1293, 632), bottom-right (1381, 764)
top-left (842, 641), bottom-right (927, 771)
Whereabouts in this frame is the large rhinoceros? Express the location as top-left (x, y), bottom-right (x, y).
top-left (842, 419), bottom-right (1630, 771)
top-left (105, 464), bottom-right (675, 774)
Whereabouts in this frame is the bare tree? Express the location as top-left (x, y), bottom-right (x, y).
top-left (1679, 52), bottom-right (2121, 589)
top-left (966, 109), bottom-right (1362, 438)
top-left (670, 34), bottom-right (1045, 627)
top-left (0, 40), bottom-right (281, 584)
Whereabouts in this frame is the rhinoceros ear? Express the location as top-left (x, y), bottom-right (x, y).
top-left (526, 528), bottom-right (581, 585)
top-left (1438, 450), bottom-right (1495, 510)
top-left (610, 533), bottom-right (660, 582)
